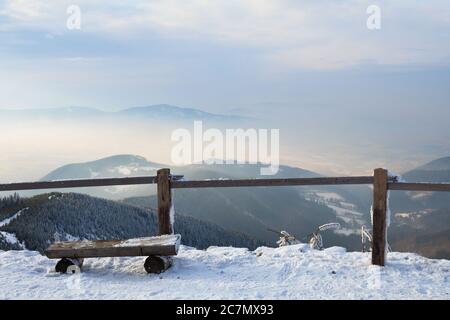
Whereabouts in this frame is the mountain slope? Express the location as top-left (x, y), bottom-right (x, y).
top-left (42, 154), bottom-right (163, 181)
top-left (388, 156), bottom-right (450, 259)
top-left (390, 156), bottom-right (450, 212)
top-left (39, 155), bottom-right (162, 199)
top-left (403, 156), bottom-right (450, 183)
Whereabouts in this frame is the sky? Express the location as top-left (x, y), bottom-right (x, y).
top-left (0, 0), bottom-right (450, 177)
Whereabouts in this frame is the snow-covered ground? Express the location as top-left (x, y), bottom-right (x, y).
top-left (0, 208), bottom-right (28, 249)
top-left (0, 208), bottom-right (28, 227)
top-left (0, 245), bottom-right (448, 300)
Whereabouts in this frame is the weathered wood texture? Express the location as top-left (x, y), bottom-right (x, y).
top-left (0, 175), bottom-right (183, 192)
top-left (389, 182), bottom-right (450, 192)
top-left (372, 168), bottom-right (388, 266)
top-left (45, 234), bottom-right (181, 259)
top-left (171, 176), bottom-right (375, 189)
top-left (157, 168), bottom-right (173, 235)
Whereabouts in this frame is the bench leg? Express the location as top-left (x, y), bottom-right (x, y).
top-left (144, 256), bottom-right (172, 274)
top-left (55, 258), bottom-right (84, 274)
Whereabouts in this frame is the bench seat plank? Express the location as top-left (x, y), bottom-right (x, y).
top-left (45, 234), bottom-right (181, 259)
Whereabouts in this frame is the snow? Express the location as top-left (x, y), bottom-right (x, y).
top-left (327, 204), bottom-right (365, 226)
top-left (312, 192), bottom-right (345, 201)
top-left (388, 170), bottom-right (404, 183)
top-left (0, 208), bottom-right (28, 227)
top-left (115, 166), bottom-right (133, 175)
top-left (114, 235), bottom-right (181, 249)
top-left (410, 192), bottom-right (432, 199)
top-left (334, 228), bottom-right (359, 236)
top-left (395, 210), bottom-right (431, 220)
top-left (106, 164), bottom-right (158, 176)
top-left (88, 168), bottom-right (100, 178)
top-left (64, 234), bottom-right (81, 242)
top-left (0, 232), bottom-right (25, 248)
top-left (0, 208), bottom-right (28, 248)
top-left (395, 212), bottom-right (412, 218)
top-left (304, 191), bottom-right (365, 233)
top-left (139, 166), bottom-right (159, 172)
top-left (0, 245), bottom-right (448, 299)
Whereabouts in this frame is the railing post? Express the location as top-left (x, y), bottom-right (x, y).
top-left (157, 168), bottom-right (173, 235)
top-left (372, 168), bottom-right (388, 266)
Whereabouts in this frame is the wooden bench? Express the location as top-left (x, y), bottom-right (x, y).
top-left (45, 234), bottom-right (181, 274)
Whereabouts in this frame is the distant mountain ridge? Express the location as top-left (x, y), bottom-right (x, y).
top-left (0, 104), bottom-right (249, 122)
top-left (39, 154), bottom-right (164, 200)
top-left (412, 157), bottom-right (450, 171)
top-left (119, 104), bottom-right (248, 121)
top-left (42, 154), bottom-right (164, 181)
top-left (403, 156), bottom-right (450, 183)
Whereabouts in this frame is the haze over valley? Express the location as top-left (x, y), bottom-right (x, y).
top-left (1, 104), bottom-right (449, 182)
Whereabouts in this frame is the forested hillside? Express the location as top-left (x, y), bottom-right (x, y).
top-left (0, 193), bottom-right (265, 253)
top-left (387, 156), bottom-right (450, 259)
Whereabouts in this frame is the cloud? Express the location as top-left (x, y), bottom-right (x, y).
top-left (1, 0), bottom-right (49, 19)
top-left (1, 0), bottom-right (450, 70)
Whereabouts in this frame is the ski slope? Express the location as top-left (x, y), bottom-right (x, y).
top-left (0, 244), bottom-right (448, 299)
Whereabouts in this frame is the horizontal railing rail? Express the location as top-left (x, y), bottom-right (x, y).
top-left (3, 176), bottom-right (450, 193)
top-left (388, 182), bottom-right (450, 192)
top-left (171, 176), bottom-right (375, 189)
top-left (0, 175), bottom-right (184, 192)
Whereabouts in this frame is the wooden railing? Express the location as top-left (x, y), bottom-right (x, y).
top-left (1, 168), bottom-right (450, 266)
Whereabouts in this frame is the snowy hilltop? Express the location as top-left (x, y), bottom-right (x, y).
top-left (0, 244), bottom-right (448, 299)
